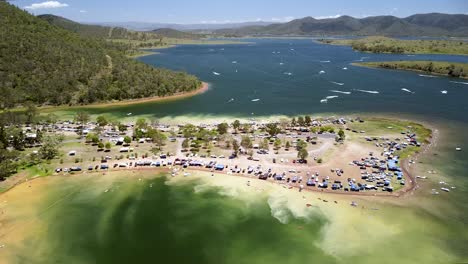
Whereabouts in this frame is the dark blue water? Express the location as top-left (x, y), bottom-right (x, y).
top-left (136, 39), bottom-right (468, 121)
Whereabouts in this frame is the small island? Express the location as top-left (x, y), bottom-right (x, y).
top-left (318, 36), bottom-right (468, 55)
top-left (354, 61), bottom-right (468, 79)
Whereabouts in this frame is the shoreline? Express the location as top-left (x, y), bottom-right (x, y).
top-left (38, 82), bottom-right (210, 111)
top-left (353, 62), bottom-right (468, 80)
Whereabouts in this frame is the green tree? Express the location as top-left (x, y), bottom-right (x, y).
top-left (241, 135), bottom-right (253, 149)
top-left (182, 124), bottom-right (197, 138)
top-left (98, 142), bottom-right (104, 149)
top-left (39, 135), bottom-right (63, 160)
top-left (123, 136), bottom-right (132, 144)
top-left (0, 144), bottom-right (18, 180)
top-left (217, 123), bottom-right (229, 135)
top-left (291, 117), bottom-right (296, 126)
top-left (105, 142), bottom-right (112, 151)
top-left (232, 139), bottom-right (240, 157)
top-left (260, 138), bottom-right (269, 150)
top-left (75, 111), bottom-right (90, 137)
top-left (297, 148), bottom-right (308, 161)
top-left (285, 141), bottom-right (291, 150)
top-left (305, 115), bottom-right (312, 126)
top-left (24, 101), bottom-right (38, 124)
top-left (148, 128), bottom-right (167, 150)
top-left (296, 139), bottom-right (307, 151)
top-left (135, 118), bottom-right (148, 130)
top-left (265, 123), bottom-right (281, 137)
top-left (338, 129), bottom-right (345, 140)
top-left (274, 138), bottom-right (282, 149)
top-left (182, 139), bottom-right (190, 149)
top-left (86, 133), bottom-right (99, 144)
top-left (232, 120), bottom-right (241, 133)
top-left (118, 123), bottom-right (127, 132)
top-left (96, 115), bottom-right (108, 127)
top-left (297, 116), bottom-right (305, 126)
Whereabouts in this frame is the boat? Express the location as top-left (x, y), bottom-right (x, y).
top-left (212, 71), bottom-right (221, 76)
top-left (343, 67), bottom-right (348, 70)
top-left (127, 113), bottom-right (132, 116)
top-left (251, 99), bottom-right (260, 102)
top-left (331, 81), bottom-right (344, 86)
top-left (441, 187), bottom-right (450, 192)
top-left (441, 90), bottom-right (448, 94)
top-left (232, 61), bottom-right (237, 64)
top-left (319, 70), bottom-right (326, 74)
top-left (320, 99), bottom-right (328, 103)
top-left (401, 88), bottom-right (414, 94)
top-left (456, 147), bottom-right (461, 151)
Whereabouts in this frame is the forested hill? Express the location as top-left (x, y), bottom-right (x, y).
top-left (38, 14), bottom-right (160, 40)
top-left (0, 2), bottom-right (201, 108)
top-left (216, 13), bottom-right (468, 36)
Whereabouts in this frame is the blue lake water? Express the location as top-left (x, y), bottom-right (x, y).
top-left (131, 38), bottom-right (468, 122)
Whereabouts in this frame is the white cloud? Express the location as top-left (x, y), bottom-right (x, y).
top-left (314, 14), bottom-right (342, 20)
top-left (25, 1), bottom-right (69, 10)
top-left (270, 16), bottom-right (295, 22)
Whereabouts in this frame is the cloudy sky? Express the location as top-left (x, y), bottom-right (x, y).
top-left (10, 0), bottom-right (468, 24)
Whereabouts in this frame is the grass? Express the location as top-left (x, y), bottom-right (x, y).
top-left (319, 36), bottom-right (468, 55)
top-left (354, 61), bottom-right (468, 79)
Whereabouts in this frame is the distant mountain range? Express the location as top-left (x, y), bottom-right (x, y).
top-left (214, 13), bottom-right (468, 36)
top-left (96, 21), bottom-right (274, 32)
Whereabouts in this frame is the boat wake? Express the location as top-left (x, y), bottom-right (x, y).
top-left (320, 60), bottom-right (331, 63)
top-left (355, 89), bottom-right (379, 94)
top-left (326, 95), bottom-right (339, 99)
top-left (419, 74), bottom-right (438, 78)
top-left (283, 72), bottom-right (293, 76)
top-left (251, 99), bottom-right (260, 102)
top-left (450, 81), bottom-right (468, 85)
top-left (227, 98), bottom-right (235, 103)
top-left (329, 90), bottom-right (351, 95)
top-left (401, 88), bottom-right (415, 94)
top-left (330, 81), bottom-right (344, 86)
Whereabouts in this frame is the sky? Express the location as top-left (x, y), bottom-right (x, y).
top-left (10, 0), bottom-right (468, 24)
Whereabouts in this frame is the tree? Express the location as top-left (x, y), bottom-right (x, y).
top-left (217, 123), bottom-right (229, 135)
top-left (148, 128), bottom-right (167, 150)
top-left (266, 123), bottom-right (281, 137)
top-left (241, 135), bottom-right (253, 149)
top-left (297, 116), bottom-right (305, 127)
top-left (86, 133), bottom-right (99, 144)
top-left (232, 120), bottom-right (241, 133)
top-left (97, 142), bottom-right (104, 149)
top-left (105, 142), bottom-right (112, 151)
top-left (182, 124), bottom-right (197, 138)
top-left (296, 139), bottom-right (307, 151)
top-left (305, 115), bottom-right (312, 126)
top-left (118, 123), bottom-right (127, 133)
top-left (0, 144), bottom-right (18, 180)
top-left (232, 139), bottom-right (240, 157)
top-left (45, 113), bottom-right (58, 124)
top-left (260, 138), bottom-right (269, 150)
top-left (182, 139), bottom-right (190, 149)
top-left (291, 117), bottom-right (296, 126)
top-left (96, 115), bottom-right (108, 127)
top-left (75, 111), bottom-right (90, 125)
top-left (338, 129), bottom-right (345, 140)
top-left (39, 135), bottom-right (63, 160)
top-left (297, 148), bottom-right (308, 161)
top-left (75, 111), bottom-right (90, 137)
top-left (274, 138), bottom-right (282, 149)
top-left (123, 136), bottom-right (132, 144)
top-left (135, 118), bottom-right (148, 130)
top-left (285, 141), bottom-right (291, 150)
top-left (24, 101), bottom-right (38, 124)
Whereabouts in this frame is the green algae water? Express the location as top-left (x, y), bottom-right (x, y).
top-left (14, 176), bottom-right (334, 264)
